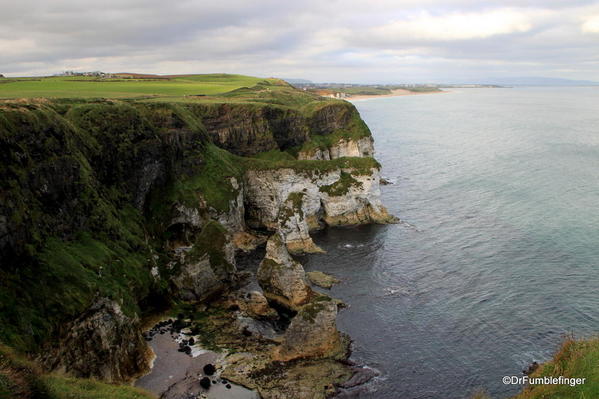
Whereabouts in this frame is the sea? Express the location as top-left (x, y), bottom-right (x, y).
top-left (298, 87), bottom-right (599, 398)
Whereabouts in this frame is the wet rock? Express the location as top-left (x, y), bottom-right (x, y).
top-left (222, 353), bottom-right (352, 399)
top-left (199, 377), bottom-right (211, 390)
top-left (339, 367), bottom-right (379, 388)
top-left (203, 363), bottom-right (216, 376)
top-left (257, 233), bottom-right (312, 309)
top-left (523, 361), bottom-right (539, 375)
top-left (306, 271), bottom-right (340, 289)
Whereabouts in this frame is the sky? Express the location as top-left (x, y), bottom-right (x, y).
top-left (2, 0), bottom-right (599, 83)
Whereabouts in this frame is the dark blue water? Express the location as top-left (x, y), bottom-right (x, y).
top-left (300, 88), bottom-right (599, 398)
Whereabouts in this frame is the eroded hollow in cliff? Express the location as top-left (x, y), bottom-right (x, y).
top-left (165, 222), bottom-right (196, 249)
top-left (267, 300), bottom-right (298, 332)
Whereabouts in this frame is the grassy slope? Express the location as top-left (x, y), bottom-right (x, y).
top-left (511, 336), bottom-right (599, 399)
top-left (0, 344), bottom-right (155, 399)
top-left (0, 74), bottom-right (267, 99)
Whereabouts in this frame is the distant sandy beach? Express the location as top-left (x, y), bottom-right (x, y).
top-left (348, 88), bottom-right (446, 101)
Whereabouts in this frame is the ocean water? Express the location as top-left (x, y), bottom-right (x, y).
top-left (299, 88), bottom-right (599, 398)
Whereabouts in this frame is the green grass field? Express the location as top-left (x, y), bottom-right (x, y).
top-left (0, 74), bottom-right (269, 100)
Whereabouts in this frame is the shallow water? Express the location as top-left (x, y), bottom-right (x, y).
top-left (299, 87), bottom-right (599, 398)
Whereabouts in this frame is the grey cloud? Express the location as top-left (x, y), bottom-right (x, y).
top-left (1, 0), bottom-right (598, 81)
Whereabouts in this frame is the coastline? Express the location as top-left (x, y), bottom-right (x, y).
top-left (348, 88), bottom-right (446, 101)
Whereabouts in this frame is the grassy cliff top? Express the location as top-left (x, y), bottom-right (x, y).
top-left (0, 73), bottom-right (349, 114)
top-left (0, 73), bottom-right (327, 106)
top-left (0, 73), bottom-right (265, 99)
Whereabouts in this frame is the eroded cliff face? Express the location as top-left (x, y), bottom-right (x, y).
top-left (41, 298), bottom-right (152, 383)
top-left (195, 101), bottom-right (362, 157)
top-left (297, 136), bottom-right (374, 160)
top-left (197, 103), bottom-right (309, 156)
top-left (0, 91), bottom-right (392, 394)
top-left (244, 166), bottom-right (395, 253)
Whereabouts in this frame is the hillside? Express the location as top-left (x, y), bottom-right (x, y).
top-left (0, 75), bottom-right (393, 398)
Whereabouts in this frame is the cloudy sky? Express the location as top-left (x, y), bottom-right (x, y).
top-left (2, 0), bottom-right (599, 82)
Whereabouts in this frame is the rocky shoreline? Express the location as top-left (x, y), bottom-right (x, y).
top-left (135, 233), bottom-right (380, 399)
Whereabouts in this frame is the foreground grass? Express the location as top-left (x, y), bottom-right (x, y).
top-left (470, 337), bottom-right (599, 399)
top-left (0, 344), bottom-right (155, 399)
top-left (42, 376), bottom-right (154, 399)
top-left (512, 336), bottom-right (599, 399)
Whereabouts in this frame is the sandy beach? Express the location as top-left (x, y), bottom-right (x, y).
top-left (135, 320), bottom-right (259, 399)
top-left (348, 88), bottom-right (445, 101)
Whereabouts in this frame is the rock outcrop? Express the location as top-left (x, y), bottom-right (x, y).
top-left (257, 234), bottom-right (312, 309)
top-left (171, 221), bottom-right (237, 301)
top-left (245, 166), bottom-right (396, 253)
top-left (42, 298), bottom-right (151, 383)
top-left (199, 103), bottom-right (309, 156)
top-left (237, 291), bottom-right (277, 318)
top-left (298, 136), bottom-right (374, 160)
top-left (198, 101), bottom-right (362, 158)
top-left (273, 297), bottom-right (346, 362)
top-left (306, 271), bottom-right (340, 289)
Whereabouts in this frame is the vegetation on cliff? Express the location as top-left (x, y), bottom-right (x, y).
top-left (319, 172), bottom-right (364, 196)
top-left (0, 74), bottom-right (382, 397)
top-left (511, 336), bottom-right (599, 399)
top-left (0, 345), bottom-right (154, 399)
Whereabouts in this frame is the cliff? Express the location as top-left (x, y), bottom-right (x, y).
top-left (0, 79), bottom-right (393, 397)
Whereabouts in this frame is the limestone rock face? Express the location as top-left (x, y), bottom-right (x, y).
top-left (257, 234), bottom-right (312, 308)
top-left (171, 221), bottom-right (237, 301)
top-left (172, 253), bottom-right (225, 301)
top-left (238, 291), bottom-right (277, 318)
top-left (298, 136), bottom-right (374, 160)
top-left (210, 177), bottom-right (246, 233)
top-left (273, 299), bottom-right (345, 362)
top-left (167, 176), bottom-right (246, 242)
top-left (43, 298), bottom-right (151, 382)
top-left (330, 137), bottom-right (374, 158)
top-left (244, 166), bottom-right (395, 253)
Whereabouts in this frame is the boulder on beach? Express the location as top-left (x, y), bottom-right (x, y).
top-left (199, 376), bottom-right (211, 389)
top-left (203, 363), bottom-right (216, 376)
